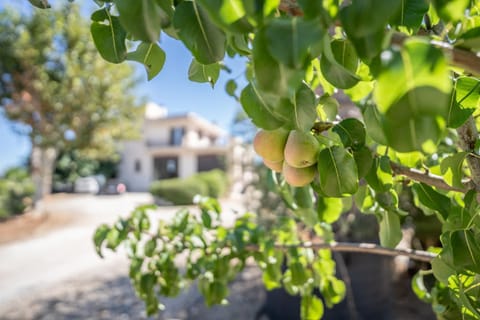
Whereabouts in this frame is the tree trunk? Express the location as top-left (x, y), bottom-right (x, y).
top-left (31, 146), bottom-right (57, 205)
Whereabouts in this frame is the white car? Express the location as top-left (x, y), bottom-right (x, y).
top-left (74, 176), bottom-right (100, 194)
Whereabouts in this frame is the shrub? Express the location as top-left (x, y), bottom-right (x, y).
top-left (196, 169), bottom-right (228, 198)
top-left (150, 177), bottom-right (209, 205)
top-left (150, 170), bottom-right (229, 205)
top-left (0, 167), bottom-right (35, 219)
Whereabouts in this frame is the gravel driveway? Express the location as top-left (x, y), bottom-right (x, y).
top-left (0, 193), bottom-right (260, 320)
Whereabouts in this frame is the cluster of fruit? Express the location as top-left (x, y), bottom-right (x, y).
top-left (253, 128), bottom-right (320, 187)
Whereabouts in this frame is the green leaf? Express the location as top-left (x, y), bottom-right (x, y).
top-left (365, 156), bottom-right (393, 192)
top-left (432, 0), bottom-right (469, 22)
top-left (317, 197), bottom-right (343, 223)
top-left (412, 183), bottom-right (451, 220)
top-left (173, 1), bottom-right (226, 64)
top-left (352, 146), bottom-right (373, 179)
top-left (273, 83), bottom-right (316, 131)
top-left (382, 87), bottom-right (447, 152)
top-left (301, 295), bottom-right (324, 320)
top-left (93, 224), bottom-right (110, 258)
top-left (450, 229), bottom-right (480, 273)
top-left (378, 210), bottom-right (402, 248)
top-left (144, 238), bottom-right (157, 257)
top-left (440, 152), bottom-right (467, 189)
top-left (225, 79), bottom-right (237, 97)
top-left (354, 185), bottom-right (375, 212)
top-left (252, 28), bottom-right (304, 96)
top-left (375, 39), bottom-right (451, 115)
top-left (447, 77), bottom-right (480, 128)
top-left (127, 42), bottom-right (166, 80)
top-left (198, 0), bottom-right (253, 33)
top-left (411, 271), bottom-right (432, 302)
top-left (362, 104), bottom-right (387, 145)
top-left (339, 0), bottom-right (401, 60)
top-left (265, 17), bottom-right (323, 69)
top-left (321, 277), bottom-right (346, 308)
top-left (375, 189), bottom-right (399, 211)
top-left (340, 0), bottom-right (401, 37)
top-left (317, 94), bottom-right (338, 122)
top-left (201, 210), bottom-right (212, 228)
top-left (390, 0), bottom-right (429, 33)
top-left (431, 255), bottom-right (456, 284)
top-left (320, 38), bottom-right (360, 89)
top-left (262, 268), bottom-right (282, 290)
top-left (188, 59), bottom-right (221, 87)
top-left (140, 272), bottom-right (157, 295)
top-left (457, 27), bottom-right (480, 51)
top-left (332, 118), bottom-right (366, 150)
top-left (293, 186), bottom-right (313, 209)
top-left (239, 84), bottom-right (285, 130)
top-left (317, 146), bottom-right (359, 197)
top-left (90, 9), bottom-right (127, 63)
top-left (114, 0), bottom-right (165, 42)
top-left (106, 227), bottom-right (121, 250)
top-left (290, 262), bottom-right (309, 286)
top-left (28, 0), bottom-right (51, 9)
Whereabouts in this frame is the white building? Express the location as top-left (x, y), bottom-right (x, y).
top-left (118, 103), bottom-right (251, 193)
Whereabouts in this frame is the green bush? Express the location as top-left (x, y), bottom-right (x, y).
top-left (150, 177), bottom-right (208, 205)
top-left (150, 170), bottom-right (229, 205)
top-left (196, 169), bottom-right (228, 198)
top-left (0, 167), bottom-right (35, 219)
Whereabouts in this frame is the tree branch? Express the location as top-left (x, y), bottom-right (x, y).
top-left (389, 161), bottom-right (470, 193)
top-left (457, 117), bottom-right (480, 191)
top-left (391, 33), bottom-right (480, 76)
top-left (247, 241), bottom-right (436, 262)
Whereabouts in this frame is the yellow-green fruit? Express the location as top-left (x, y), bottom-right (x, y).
top-left (284, 130), bottom-right (320, 168)
top-left (253, 128), bottom-right (289, 162)
top-left (282, 162), bottom-right (316, 187)
top-left (263, 159), bottom-right (283, 173)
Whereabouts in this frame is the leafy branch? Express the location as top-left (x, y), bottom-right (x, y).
top-left (246, 241), bottom-right (436, 263)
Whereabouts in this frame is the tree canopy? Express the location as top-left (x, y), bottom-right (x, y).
top-left (25, 0), bottom-right (480, 319)
top-left (0, 5), bottom-right (141, 157)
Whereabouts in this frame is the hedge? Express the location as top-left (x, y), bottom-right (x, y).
top-left (150, 170), bottom-right (228, 205)
top-left (0, 167), bottom-right (35, 219)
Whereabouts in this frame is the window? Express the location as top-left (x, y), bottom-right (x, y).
top-left (197, 155), bottom-right (225, 172)
top-left (154, 156), bottom-right (179, 179)
top-left (169, 127), bottom-right (185, 146)
top-left (134, 160), bottom-right (141, 173)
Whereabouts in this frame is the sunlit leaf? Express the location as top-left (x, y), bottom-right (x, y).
top-left (265, 17), bottom-right (323, 69)
top-left (378, 210), bottom-right (402, 248)
top-left (390, 0), bottom-right (429, 33)
top-left (317, 146), bottom-right (358, 197)
top-left (440, 152), bottom-right (467, 189)
top-left (90, 9), bottom-right (127, 63)
top-left (239, 84), bottom-right (285, 130)
top-left (127, 42), bottom-right (166, 80)
top-left (173, 1), bottom-right (226, 64)
top-left (317, 196), bottom-right (343, 223)
top-left (188, 59), bottom-right (221, 87)
top-left (301, 295), bottom-right (324, 320)
top-left (320, 38), bottom-right (360, 89)
top-left (114, 0), bottom-right (166, 42)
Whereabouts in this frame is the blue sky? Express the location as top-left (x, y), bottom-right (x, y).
top-left (0, 1), bottom-right (247, 174)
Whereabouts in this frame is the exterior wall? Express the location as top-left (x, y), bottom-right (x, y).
top-left (119, 107), bottom-right (252, 193)
top-left (144, 123), bottom-right (170, 146)
top-left (179, 151), bottom-right (197, 178)
top-left (118, 140), bottom-right (152, 191)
